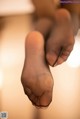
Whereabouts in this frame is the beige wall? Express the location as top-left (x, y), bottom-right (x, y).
top-left (0, 0), bottom-right (34, 16)
top-left (0, 15), bottom-right (35, 119)
top-left (0, 15), bottom-right (80, 119)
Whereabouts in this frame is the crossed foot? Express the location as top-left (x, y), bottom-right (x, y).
top-left (21, 9), bottom-right (74, 108)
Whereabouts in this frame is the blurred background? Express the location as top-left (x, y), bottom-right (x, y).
top-left (0, 0), bottom-right (80, 119)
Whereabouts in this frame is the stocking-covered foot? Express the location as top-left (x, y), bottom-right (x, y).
top-left (21, 31), bottom-right (53, 108)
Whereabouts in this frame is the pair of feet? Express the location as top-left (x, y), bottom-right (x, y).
top-left (21, 9), bottom-right (74, 108)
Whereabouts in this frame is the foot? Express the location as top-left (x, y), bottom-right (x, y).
top-left (21, 31), bottom-right (53, 108)
top-left (46, 9), bottom-right (74, 66)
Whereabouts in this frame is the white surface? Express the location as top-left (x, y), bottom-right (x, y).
top-left (0, 0), bottom-right (35, 16)
top-left (67, 36), bottom-right (80, 68)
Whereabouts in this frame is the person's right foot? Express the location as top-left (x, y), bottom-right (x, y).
top-left (34, 10), bottom-right (74, 67)
top-left (46, 9), bottom-right (74, 66)
top-left (21, 31), bottom-right (53, 108)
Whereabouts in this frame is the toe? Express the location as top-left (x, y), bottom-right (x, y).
top-left (24, 87), bottom-right (32, 96)
top-left (46, 52), bottom-right (58, 66)
top-left (39, 91), bottom-right (52, 107)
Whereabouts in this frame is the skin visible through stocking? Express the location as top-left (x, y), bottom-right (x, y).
top-left (21, 31), bottom-right (53, 108)
top-left (45, 9), bottom-right (74, 66)
top-left (32, 10), bottom-right (74, 67)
